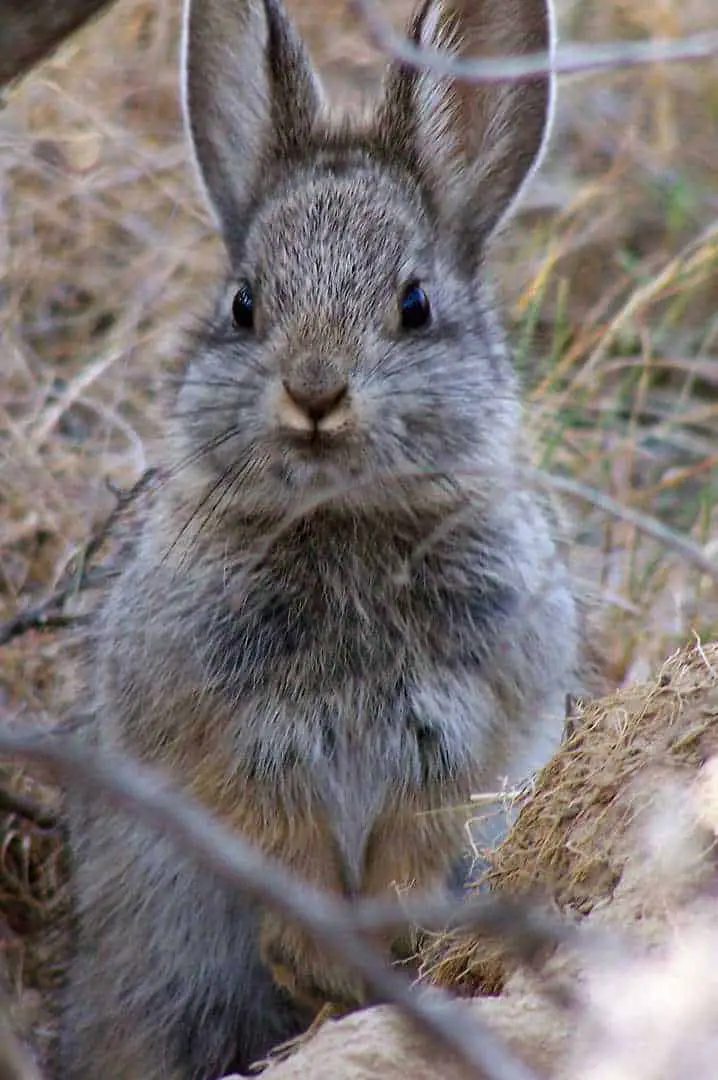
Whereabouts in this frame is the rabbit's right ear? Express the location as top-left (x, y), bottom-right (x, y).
top-left (181, 0), bottom-right (322, 240)
top-left (379, 0), bottom-right (555, 267)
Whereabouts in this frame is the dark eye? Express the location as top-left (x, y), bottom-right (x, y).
top-left (399, 282), bottom-right (431, 331)
top-left (232, 281), bottom-right (254, 331)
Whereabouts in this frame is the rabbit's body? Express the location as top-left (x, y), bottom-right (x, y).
top-left (100, 488), bottom-right (575, 889)
top-left (59, 0), bottom-right (599, 1076)
top-left (61, 493), bottom-right (577, 1078)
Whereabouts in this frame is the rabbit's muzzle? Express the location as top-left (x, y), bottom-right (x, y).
top-left (282, 377), bottom-right (347, 426)
top-left (274, 355), bottom-right (353, 439)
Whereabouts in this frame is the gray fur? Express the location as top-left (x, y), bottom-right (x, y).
top-left (59, 0), bottom-right (596, 1077)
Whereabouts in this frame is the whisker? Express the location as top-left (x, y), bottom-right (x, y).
top-left (161, 426), bottom-right (242, 484)
top-left (160, 461), bottom-right (239, 566)
top-left (214, 456), bottom-right (262, 529)
top-left (164, 376), bottom-right (246, 391)
top-left (171, 403), bottom-right (242, 420)
top-left (186, 460), bottom-right (253, 553)
top-left (365, 349), bottom-right (440, 381)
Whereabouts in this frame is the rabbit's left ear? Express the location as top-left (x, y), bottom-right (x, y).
top-left (379, 0), bottom-right (555, 260)
top-left (181, 0), bottom-right (323, 243)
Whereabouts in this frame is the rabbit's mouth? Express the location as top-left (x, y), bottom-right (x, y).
top-left (274, 379), bottom-right (353, 440)
top-left (280, 428), bottom-right (358, 481)
top-left (282, 426), bottom-right (348, 453)
top-left (272, 379), bottom-right (360, 477)
top-left (272, 427), bottom-right (370, 501)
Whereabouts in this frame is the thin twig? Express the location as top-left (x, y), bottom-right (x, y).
top-left (0, 0), bottom-right (120, 95)
top-left (0, 726), bottom-right (547, 1080)
top-left (531, 469), bottom-right (718, 582)
top-left (350, 0), bottom-right (718, 83)
top-left (226, 460), bottom-right (718, 588)
top-left (76, 469), bottom-right (157, 569)
top-left (0, 469), bottom-right (156, 648)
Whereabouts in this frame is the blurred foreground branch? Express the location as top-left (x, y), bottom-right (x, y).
top-left (351, 0), bottom-right (718, 82)
top-left (0, 1008), bottom-right (43, 1080)
top-left (2, 0), bottom-right (718, 97)
top-left (0, 0), bottom-right (120, 94)
top-left (0, 725), bottom-right (580, 1080)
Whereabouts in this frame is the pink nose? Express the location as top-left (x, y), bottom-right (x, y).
top-left (282, 379), bottom-right (348, 423)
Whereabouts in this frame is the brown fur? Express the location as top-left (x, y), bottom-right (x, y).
top-left (58, 0), bottom-right (600, 1077)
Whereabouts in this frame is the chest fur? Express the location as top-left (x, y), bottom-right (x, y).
top-left (184, 555), bottom-right (518, 804)
top-left (105, 517), bottom-right (534, 855)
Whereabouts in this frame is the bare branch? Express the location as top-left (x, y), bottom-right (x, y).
top-left (0, 0), bottom-right (121, 95)
top-left (531, 469), bottom-right (718, 581)
top-left (2, 0), bottom-right (716, 97)
top-left (350, 0), bottom-right (718, 83)
top-left (224, 460), bottom-right (718, 588)
top-left (355, 891), bottom-right (574, 954)
top-left (0, 725), bottom-right (553, 1080)
top-left (0, 469), bottom-right (156, 649)
top-left (7, 455), bottom-right (708, 658)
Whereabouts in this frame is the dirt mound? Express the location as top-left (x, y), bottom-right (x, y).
top-left (423, 638), bottom-right (718, 996)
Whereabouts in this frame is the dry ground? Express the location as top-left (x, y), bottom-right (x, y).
top-left (0, 0), bottom-right (717, 1070)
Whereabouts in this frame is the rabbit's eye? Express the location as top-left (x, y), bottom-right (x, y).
top-left (399, 283), bottom-right (431, 331)
top-left (232, 282), bottom-right (254, 331)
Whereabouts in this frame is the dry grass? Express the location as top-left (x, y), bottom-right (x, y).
top-left (423, 637), bottom-right (718, 997)
top-left (504, 0), bottom-right (718, 684)
top-left (0, 0), bottom-right (717, 1068)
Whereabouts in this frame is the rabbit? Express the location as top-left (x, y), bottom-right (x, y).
top-left (58, 0), bottom-right (602, 1076)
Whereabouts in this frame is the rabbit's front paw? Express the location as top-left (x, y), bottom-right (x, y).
top-left (260, 915), bottom-right (365, 1011)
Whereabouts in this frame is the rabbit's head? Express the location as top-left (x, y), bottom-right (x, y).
top-left (174, 0), bottom-right (555, 520)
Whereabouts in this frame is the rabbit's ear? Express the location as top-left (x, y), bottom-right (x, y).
top-left (381, 0), bottom-right (555, 259)
top-left (181, 0), bottom-right (322, 238)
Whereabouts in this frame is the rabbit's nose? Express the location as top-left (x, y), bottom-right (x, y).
top-left (281, 379), bottom-right (348, 423)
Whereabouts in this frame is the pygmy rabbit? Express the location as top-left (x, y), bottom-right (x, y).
top-left (59, 0), bottom-right (598, 1076)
